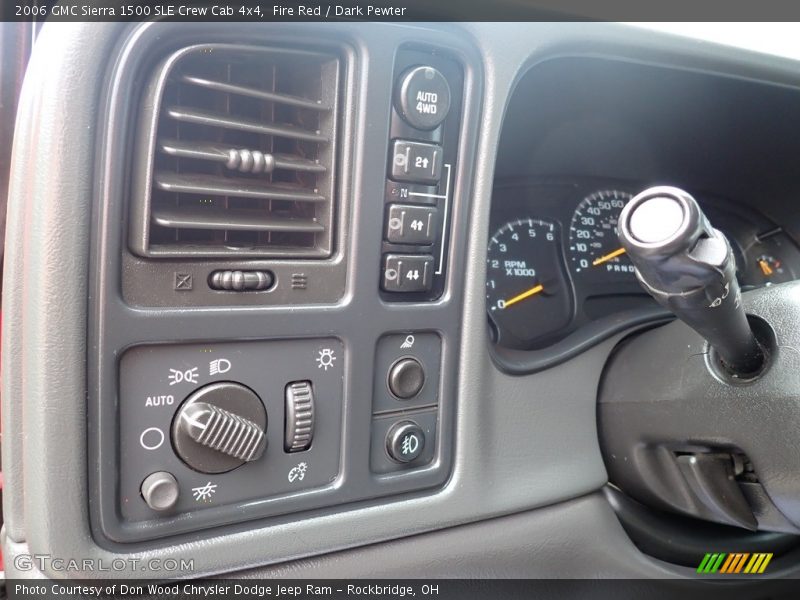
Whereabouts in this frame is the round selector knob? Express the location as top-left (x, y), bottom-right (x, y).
top-left (141, 471), bottom-right (179, 511)
top-left (395, 65), bottom-right (451, 130)
top-left (386, 421), bottom-right (425, 463)
top-left (172, 382), bottom-right (267, 474)
top-left (387, 357), bottom-right (426, 399)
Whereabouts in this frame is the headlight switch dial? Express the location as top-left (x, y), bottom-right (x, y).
top-left (172, 382), bottom-right (267, 474)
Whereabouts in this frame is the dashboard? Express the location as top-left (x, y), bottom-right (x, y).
top-left (10, 19), bottom-right (800, 581)
top-left (487, 177), bottom-right (800, 350)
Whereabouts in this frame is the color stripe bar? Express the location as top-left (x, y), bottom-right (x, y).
top-left (698, 553), bottom-right (726, 573)
top-left (700, 552), bottom-right (773, 575)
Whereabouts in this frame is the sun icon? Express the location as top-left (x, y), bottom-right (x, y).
top-left (316, 348), bottom-right (336, 371)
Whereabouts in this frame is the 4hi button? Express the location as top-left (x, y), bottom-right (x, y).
top-left (395, 65), bottom-right (451, 130)
top-left (388, 357), bottom-right (426, 399)
top-left (387, 421), bottom-right (426, 463)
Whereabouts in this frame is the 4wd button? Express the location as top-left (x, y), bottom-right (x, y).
top-left (395, 66), bottom-right (451, 130)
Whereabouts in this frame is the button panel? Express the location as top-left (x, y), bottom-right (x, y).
top-left (370, 333), bottom-right (441, 474)
top-left (119, 339), bottom-right (343, 524)
top-left (385, 204), bottom-right (437, 245)
top-left (380, 48), bottom-right (463, 301)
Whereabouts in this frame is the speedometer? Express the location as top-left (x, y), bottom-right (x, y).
top-left (568, 190), bottom-right (636, 284)
top-left (486, 218), bottom-right (573, 348)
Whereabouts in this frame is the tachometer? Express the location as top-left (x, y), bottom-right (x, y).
top-left (486, 218), bottom-right (573, 348)
top-left (568, 190), bottom-right (636, 284)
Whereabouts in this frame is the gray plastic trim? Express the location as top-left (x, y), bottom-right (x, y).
top-left (8, 21), bottom-right (800, 579)
top-left (90, 23), bottom-right (479, 547)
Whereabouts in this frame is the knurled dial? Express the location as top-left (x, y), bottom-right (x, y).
top-left (284, 381), bottom-right (315, 452)
top-left (172, 382), bottom-right (267, 474)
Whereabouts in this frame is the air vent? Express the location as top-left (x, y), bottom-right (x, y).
top-left (130, 44), bottom-right (340, 258)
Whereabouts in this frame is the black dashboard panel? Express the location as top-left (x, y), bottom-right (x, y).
top-left (13, 20), bottom-right (800, 581)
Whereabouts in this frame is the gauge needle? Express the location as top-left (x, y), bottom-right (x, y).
top-left (503, 284), bottom-right (544, 308)
top-left (758, 259), bottom-right (774, 276)
top-left (593, 247), bottom-right (627, 266)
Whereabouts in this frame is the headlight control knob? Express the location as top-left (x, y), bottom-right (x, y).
top-left (172, 382), bottom-right (267, 474)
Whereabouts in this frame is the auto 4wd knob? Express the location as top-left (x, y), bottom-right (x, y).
top-left (172, 382), bottom-right (267, 474)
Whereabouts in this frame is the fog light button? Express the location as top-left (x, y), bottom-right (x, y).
top-left (386, 421), bottom-right (425, 463)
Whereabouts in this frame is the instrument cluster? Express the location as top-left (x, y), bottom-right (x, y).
top-left (487, 178), bottom-right (800, 350)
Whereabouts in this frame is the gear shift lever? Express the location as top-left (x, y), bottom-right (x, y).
top-left (618, 186), bottom-right (764, 375)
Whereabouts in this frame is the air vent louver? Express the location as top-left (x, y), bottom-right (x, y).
top-left (131, 44), bottom-right (340, 258)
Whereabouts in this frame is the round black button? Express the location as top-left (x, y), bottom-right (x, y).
top-left (386, 421), bottom-right (425, 463)
top-left (395, 65), bottom-right (451, 130)
top-left (387, 357), bottom-right (426, 399)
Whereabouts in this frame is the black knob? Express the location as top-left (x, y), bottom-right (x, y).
top-left (395, 66), bottom-right (451, 130)
top-left (172, 382), bottom-right (267, 474)
top-left (618, 186), bottom-right (763, 375)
